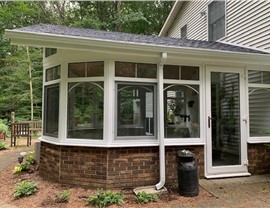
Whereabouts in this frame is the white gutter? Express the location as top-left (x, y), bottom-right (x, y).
top-left (6, 30), bottom-right (270, 65)
top-left (155, 52), bottom-right (167, 190)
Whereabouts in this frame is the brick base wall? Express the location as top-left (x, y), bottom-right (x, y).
top-left (248, 144), bottom-right (270, 175)
top-left (40, 142), bottom-right (204, 189)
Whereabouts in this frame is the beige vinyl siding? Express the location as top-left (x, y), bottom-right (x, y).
top-left (224, 0), bottom-right (270, 51)
top-left (166, 0), bottom-right (270, 51)
top-left (168, 1), bottom-right (210, 40)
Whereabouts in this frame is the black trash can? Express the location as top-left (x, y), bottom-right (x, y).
top-left (177, 150), bottom-right (199, 197)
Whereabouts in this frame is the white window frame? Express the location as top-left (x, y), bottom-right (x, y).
top-left (247, 67), bottom-right (270, 143)
top-left (163, 65), bottom-right (204, 146)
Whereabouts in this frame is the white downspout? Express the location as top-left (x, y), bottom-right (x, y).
top-left (155, 52), bottom-right (167, 190)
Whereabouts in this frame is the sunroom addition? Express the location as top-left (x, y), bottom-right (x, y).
top-left (5, 24), bottom-right (270, 188)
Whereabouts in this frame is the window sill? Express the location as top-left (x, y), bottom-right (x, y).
top-left (248, 137), bottom-right (270, 144)
top-left (40, 136), bottom-right (205, 147)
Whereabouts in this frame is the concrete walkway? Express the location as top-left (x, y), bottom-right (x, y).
top-left (172, 174), bottom-right (270, 208)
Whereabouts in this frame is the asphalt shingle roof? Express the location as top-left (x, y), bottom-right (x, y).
top-left (14, 24), bottom-right (268, 55)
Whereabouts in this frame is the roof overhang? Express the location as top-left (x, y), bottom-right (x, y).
top-left (159, 1), bottom-right (184, 37)
top-left (5, 29), bottom-right (270, 66)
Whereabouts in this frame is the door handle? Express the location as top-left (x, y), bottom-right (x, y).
top-left (208, 116), bottom-right (215, 128)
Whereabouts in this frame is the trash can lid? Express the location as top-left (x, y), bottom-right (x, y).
top-left (177, 150), bottom-right (194, 158)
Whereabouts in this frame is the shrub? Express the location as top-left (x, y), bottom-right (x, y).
top-left (136, 191), bottom-right (159, 204)
top-left (14, 181), bottom-right (38, 198)
top-left (0, 119), bottom-right (10, 137)
top-left (86, 189), bottom-right (124, 208)
top-left (55, 190), bottom-right (70, 203)
top-left (13, 163), bottom-right (29, 174)
top-left (25, 151), bottom-right (36, 165)
top-left (0, 141), bottom-right (6, 150)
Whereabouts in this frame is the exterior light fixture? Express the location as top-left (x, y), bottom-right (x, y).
top-left (18, 152), bottom-right (27, 164)
top-left (18, 156), bottom-right (23, 164)
top-left (200, 11), bottom-right (206, 17)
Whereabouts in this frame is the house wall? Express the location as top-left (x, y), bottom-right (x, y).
top-left (168, 1), bottom-right (209, 40)
top-left (167, 0), bottom-right (270, 51)
top-left (40, 142), bottom-right (205, 189)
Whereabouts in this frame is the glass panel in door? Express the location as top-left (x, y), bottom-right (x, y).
top-left (211, 72), bottom-right (241, 166)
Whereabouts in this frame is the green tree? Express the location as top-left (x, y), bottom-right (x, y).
top-left (0, 1), bottom-right (173, 121)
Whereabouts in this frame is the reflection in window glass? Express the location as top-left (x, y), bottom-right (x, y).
top-left (248, 70), bottom-right (270, 84)
top-left (117, 84), bottom-right (155, 138)
top-left (137, 63), bottom-right (157, 78)
top-left (164, 65), bottom-right (179, 79)
top-left (67, 82), bottom-right (104, 139)
top-left (164, 84), bottom-right (199, 138)
top-left (44, 84), bottom-right (59, 137)
top-left (249, 88), bottom-right (270, 137)
top-left (46, 65), bottom-right (60, 82)
top-left (181, 66), bottom-right (199, 80)
top-left (208, 1), bottom-right (225, 41)
top-left (181, 25), bottom-right (187, 39)
top-left (68, 62), bottom-right (104, 78)
top-left (115, 61), bottom-right (157, 78)
top-left (45, 48), bottom-right (57, 58)
top-left (115, 62), bottom-right (135, 77)
top-left (164, 65), bottom-right (199, 80)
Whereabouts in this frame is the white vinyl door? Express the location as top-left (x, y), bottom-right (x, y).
top-left (205, 66), bottom-right (250, 178)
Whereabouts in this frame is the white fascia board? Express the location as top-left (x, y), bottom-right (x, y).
top-left (5, 29), bottom-right (270, 66)
top-left (159, 1), bottom-right (184, 36)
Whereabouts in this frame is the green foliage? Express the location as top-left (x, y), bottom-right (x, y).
top-left (0, 1), bottom-right (172, 119)
top-left (0, 141), bottom-right (6, 150)
top-left (0, 119), bottom-right (9, 135)
top-left (14, 181), bottom-right (38, 198)
top-left (55, 190), bottom-right (70, 203)
top-left (136, 191), bottom-right (159, 204)
top-left (13, 162), bottom-right (29, 174)
top-left (86, 189), bottom-right (124, 208)
top-left (25, 151), bottom-right (35, 165)
top-left (13, 151), bottom-right (36, 173)
top-left (264, 144), bottom-right (270, 149)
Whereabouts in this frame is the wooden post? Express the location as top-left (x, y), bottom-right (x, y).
top-left (11, 112), bottom-right (15, 147)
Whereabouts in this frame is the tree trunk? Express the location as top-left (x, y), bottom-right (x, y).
top-left (115, 1), bottom-right (121, 32)
top-left (26, 46), bottom-right (34, 121)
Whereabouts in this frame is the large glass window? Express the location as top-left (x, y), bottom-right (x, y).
top-left (117, 83), bottom-right (155, 138)
top-left (249, 70), bottom-right (270, 138)
top-left (164, 84), bottom-right (200, 138)
top-left (44, 84), bottom-right (59, 137)
top-left (67, 82), bottom-right (104, 139)
top-left (208, 1), bottom-right (225, 41)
